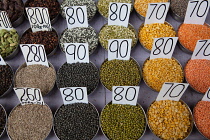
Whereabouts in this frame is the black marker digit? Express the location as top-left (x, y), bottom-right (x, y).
top-left (119, 4), bottom-right (128, 21)
top-left (169, 84), bottom-right (185, 98)
top-left (66, 7), bottom-right (75, 25)
top-left (66, 44), bottom-right (77, 60)
top-left (110, 3), bottom-right (118, 21)
top-left (38, 45), bottom-right (46, 62)
top-left (35, 8), bottom-right (44, 24)
top-left (27, 8), bottom-right (37, 24)
top-left (77, 44), bottom-right (86, 60)
top-left (153, 38), bottom-right (164, 55)
top-left (63, 88), bottom-right (74, 101)
top-left (196, 0), bottom-right (208, 17)
top-left (34, 89), bottom-right (41, 101)
top-left (26, 88), bottom-right (35, 101)
top-left (109, 40), bottom-right (119, 58)
top-left (119, 40), bottom-right (129, 58)
top-left (75, 88), bottom-right (84, 100)
top-left (190, 1), bottom-right (199, 17)
top-left (114, 87), bottom-right (124, 101)
top-left (149, 4), bottom-right (158, 19)
top-left (203, 42), bottom-right (210, 56)
top-left (76, 7), bottom-right (85, 24)
top-left (163, 38), bottom-right (173, 55)
top-left (125, 87), bottom-right (136, 101)
top-left (163, 83), bottom-right (174, 97)
top-left (156, 4), bottom-right (166, 20)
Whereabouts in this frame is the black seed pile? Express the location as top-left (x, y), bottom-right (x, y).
top-left (57, 62), bottom-right (99, 95)
top-left (0, 105), bottom-right (6, 137)
top-left (0, 65), bottom-right (13, 96)
top-left (54, 103), bottom-right (99, 140)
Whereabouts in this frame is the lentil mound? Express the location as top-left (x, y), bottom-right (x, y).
top-left (170, 0), bottom-right (189, 19)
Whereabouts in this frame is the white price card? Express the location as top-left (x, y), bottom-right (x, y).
top-left (0, 55), bottom-right (6, 65)
top-left (20, 44), bottom-right (49, 67)
top-left (112, 86), bottom-right (140, 106)
top-left (64, 43), bottom-right (89, 64)
top-left (202, 88), bottom-right (210, 101)
top-left (145, 2), bottom-right (170, 25)
top-left (108, 39), bottom-right (132, 61)
top-left (60, 87), bottom-right (88, 105)
top-left (0, 11), bottom-right (13, 30)
top-left (150, 37), bottom-right (178, 59)
top-left (184, 0), bottom-right (210, 25)
top-left (64, 6), bottom-right (88, 29)
top-left (25, 7), bottom-right (52, 32)
top-left (14, 87), bottom-right (45, 105)
top-left (156, 83), bottom-right (189, 101)
top-left (192, 40), bottom-right (210, 60)
top-left (108, 3), bottom-right (131, 27)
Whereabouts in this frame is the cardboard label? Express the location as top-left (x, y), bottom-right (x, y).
top-left (0, 11), bottom-right (13, 30)
top-left (202, 88), bottom-right (210, 101)
top-left (0, 55), bottom-right (6, 65)
top-left (192, 39), bottom-right (210, 60)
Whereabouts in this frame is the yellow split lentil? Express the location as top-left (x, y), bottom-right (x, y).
top-left (148, 100), bottom-right (192, 140)
top-left (143, 58), bottom-right (183, 92)
top-left (134, 0), bottom-right (168, 17)
top-left (139, 22), bottom-right (176, 51)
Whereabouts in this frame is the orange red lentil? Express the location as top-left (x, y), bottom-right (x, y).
top-left (178, 24), bottom-right (210, 52)
top-left (185, 59), bottom-right (210, 94)
top-left (194, 101), bottom-right (210, 139)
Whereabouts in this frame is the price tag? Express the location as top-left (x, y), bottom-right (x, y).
top-left (25, 7), bottom-right (52, 32)
top-left (108, 3), bottom-right (131, 27)
top-left (145, 3), bottom-right (170, 25)
top-left (112, 86), bottom-right (140, 106)
top-left (184, 0), bottom-right (210, 25)
top-left (20, 44), bottom-right (49, 67)
top-left (150, 37), bottom-right (178, 59)
top-left (64, 6), bottom-right (88, 29)
top-left (156, 83), bottom-right (189, 101)
top-left (108, 39), bottom-right (132, 61)
top-left (60, 87), bottom-right (88, 105)
top-left (0, 11), bottom-right (13, 30)
top-left (64, 43), bottom-right (89, 64)
top-left (14, 88), bottom-right (45, 105)
top-left (191, 40), bottom-right (210, 60)
top-left (0, 55), bottom-right (6, 65)
top-left (202, 88), bottom-right (210, 101)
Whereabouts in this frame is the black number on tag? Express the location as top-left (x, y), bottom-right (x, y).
top-left (15, 88), bottom-right (42, 102)
top-left (110, 3), bottom-right (129, 21)
top-left (114, 87), bottom-right (137, 101)
top-left (163, 83), bottom-right (186, 98)
top-left (63, 88), bottom-right (84, 102)
top-left (66, 44), bottom-right (86, 60)
top-left (66, 7), bottom-right (85, 25)
top-left (109, 40), bottom-right (129, 58)
top-left (153, 38), bottom-right (173, 55)
top-left (149, 4), bottom-right (167, 20)
top-left (190, 0), bottom-right (209, 17)
top-left (207, 89), bottom-right (210, 99)
top-left (0, 12), bottom-right (12, 28)
top-left (195, 40), bottom-right (210, 56)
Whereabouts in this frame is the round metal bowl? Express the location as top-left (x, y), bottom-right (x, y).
top-left (100, 101), bottom-right (147, 140)
top-left (0, 104), bottom-right (7, 138)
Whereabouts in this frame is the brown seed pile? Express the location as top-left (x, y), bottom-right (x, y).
top-left (7, 104), bottom-right (53, 140)
top-left (14, 64), bottom-right (56, 96)
top-left (194, 101), bottom-right (210, 139)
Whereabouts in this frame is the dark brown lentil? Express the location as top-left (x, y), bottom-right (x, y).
top-left (0, 105), bottom-right (6, 137)
top-left (54, 103), bottom-right (99, 140)
top-left (57, 62), bottom-right (99, 95)
top-left (170, 0), bottom-right (189, 19)
top-left (0, 64), bottom-right (13, 97)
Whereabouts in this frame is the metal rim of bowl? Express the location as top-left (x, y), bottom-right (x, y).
top-left (56, 61), bottom-right (100, 96)
top-left (138, 21), bottom-right (177, 53)
top-left (59, 25), bottom-right (99, 55)
top-left (142, 57), bottom-right (184, 92)
top-left (0, 104), bottom-right (7, 138)
top-left (99, 57), bottom-right (142, 91)
top-left (60, 0), bottom-right (97, 21)
top-left (177, 23), bottom-right (210, 54)
top-left (0, 63), bottom-right (14, 98)
top-left (13, 61), bottom-right (57, 97)
top-left (147, 99), bottom-right (194, 140)
top-left (6, 103), bottom-right (53, 140)
top-left (53, 102), bottom-right (100, 140)
top-left (193, 100), bottom-right (210, 140)
top-left (24, 0), bottom-right (61, 24)
top-left (99, 23), bottom-right (138, 51)
top-left (169, 0), bottom-right (184, 22)
top-left (100, 101), bottom-right (147, 140)
top-left (20, 27), bottom-right (59, 57)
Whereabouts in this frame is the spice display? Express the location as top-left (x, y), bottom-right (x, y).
top-left (185, 59), bottom-right (210, 94)
top-left (61, 0), bottom-right (97, 21)
top-left (7, 104), bottom-right (53, 140)
top-left (0, 105), bottom-right (6, 137)
top-left (0, 29), bottom-right (19, 58)
top-left (134, 0), bottom-right (168, 18)
top-left (100, 103), bottom-right (146, 140)
top-left (143, 58), bottom-right (183, 92)
top-left (54, 103), bottom-right (99, 140)
top-left (60, 27), bottom-right (98, 54)
top-left (178, 24), bottom-right (210, 52)
top-left (25, 0), bottom-right (60, 20)
top-left (139, 22), bottom-right (176, 51)
top-left (194, 101), bottom-right (210, 139)
top-left (57, 62), bottom-right (99, 95)
top-left (170, 0), bottom-right (189, 20)
top-left (100, 58), bottom-right (141, 91)
top-left (97, 0), bottom-right (132, 18)
top-left (20, 28), bottom-right (58, 55)
top-left (148, 100), bottom-right (192, 140)
top-left (0, 64), bottom-right (13, 97)
top-left (99, 24), bottom-right (137, 50)
top-left (0, 0), bottom-right (24, 23)
top-left (14, 63), bottom-right (56, 96)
